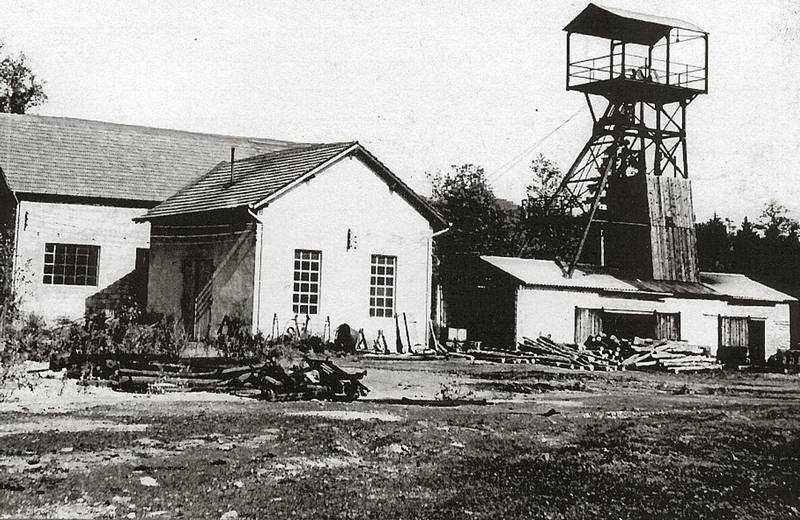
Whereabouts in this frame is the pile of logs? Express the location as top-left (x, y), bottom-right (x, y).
top-left (464, 336), bottom-right (620, 371)
top-left (452, 334), bottom-right (722, 373)
top-left (53, 353), bottom-right (369, 400)
top-left (585, 335), bottom-right (723, 373)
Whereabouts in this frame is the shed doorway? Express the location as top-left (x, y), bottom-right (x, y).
top-left (718, 316), bottom-right (766, 365)
top-left (574, 307), bottom-right (681, 344)
top-left (183, 258), bottom-right (214, 340)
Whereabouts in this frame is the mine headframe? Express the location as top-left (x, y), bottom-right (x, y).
top-left (536, 3), bottom-right (708, 279)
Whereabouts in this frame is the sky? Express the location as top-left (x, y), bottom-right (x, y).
top-left (2, 0), bottom-right (799, 224)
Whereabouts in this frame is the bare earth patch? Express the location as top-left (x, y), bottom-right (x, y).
top-left (284, 409), bottom-right (403, 422)
top-left (1, 360), bottom-right (799, 519)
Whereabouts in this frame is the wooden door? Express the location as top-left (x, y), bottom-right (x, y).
top-left (188, 258), bottom-right (214, 340)
top-left (574, 307), bottom-right (603, 345)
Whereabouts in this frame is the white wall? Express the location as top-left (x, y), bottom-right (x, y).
top-left (254, 155), bottom-right (433, 349)
top-left (516, 286), bottom-right (791, 358)
top-left (13, 200), bottom-right (150, 322)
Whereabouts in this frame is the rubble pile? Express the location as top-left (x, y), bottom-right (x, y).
top-left (52, 354), bottom-right (369, 401)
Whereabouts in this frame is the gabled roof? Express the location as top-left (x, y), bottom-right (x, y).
top-left (480, 256), bottom-right (796, 304)
top-left (0, 113), bottom-right (307, 203)
top-left (140, 142), bottom-right (448, 231)
top-left (564, 3), bottom-right (706, 46)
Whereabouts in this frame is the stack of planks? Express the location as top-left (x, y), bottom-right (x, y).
top-left (456, 334), bottom-right (722, 373)
top-left (464, 336), bottom-right (620, 371)
top-left (586, 335), bottom-right (722, 373)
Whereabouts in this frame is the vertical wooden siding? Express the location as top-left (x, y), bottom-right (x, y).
top-left (646, 176), bottom-right (699, 282)
top-left (719, 316), bottom-right (749, 348)
top-left (574, 307), bottom-right (603, 345)
top-left (654, 311), bottom-right (681, 340)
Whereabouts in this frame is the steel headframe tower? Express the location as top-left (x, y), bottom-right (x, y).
top-left (549, 3), bottom-right (708, 279)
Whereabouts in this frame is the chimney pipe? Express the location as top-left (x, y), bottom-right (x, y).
top-left (230, 147), bottom-right (235, 184)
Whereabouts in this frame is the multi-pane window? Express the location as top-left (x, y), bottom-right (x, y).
top-left (43, 243), bottom-right (100, 286)
top-left (369, 255), bottom-right (396, 317)
top-left (292, 250), bottom-right (321, 315)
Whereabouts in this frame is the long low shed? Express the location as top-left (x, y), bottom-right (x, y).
top-left (445, 256), bottom-right (794, 364)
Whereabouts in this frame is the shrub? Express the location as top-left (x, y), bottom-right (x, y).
top-left (52, 305), bottom-right (188, 359)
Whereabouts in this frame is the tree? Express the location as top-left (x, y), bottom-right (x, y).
top-left (695, 213), bottom-right (732, 271)
top-left (516, 154), bottom-right (580, 259)
top-left (428, 164), bottom-right (514, 261)
top-left (757, 200), bottom-right (799, 240)
top-left (0, 43), bottom-right (46, 114)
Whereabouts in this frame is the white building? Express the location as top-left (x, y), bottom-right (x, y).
top-left (446, 256), bottom-right (794, 363)
top-left (0, 113), bottom-right (304, 322)
top-left (137, 142), bottom-right (447, 348)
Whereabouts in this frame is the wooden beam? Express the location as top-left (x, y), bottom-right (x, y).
top-left (567, 134), bottom-right (621, 278)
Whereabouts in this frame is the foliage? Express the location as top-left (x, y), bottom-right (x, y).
top-left (213, 314), bottom-right (268, 359)
top-left (428, 164), bottom-right (515, 260)
top-left (517, 154), bottom-right (581, 259)
top-left (695, 201), bottom-right (800, 302)
top-left (695, 213), bottom-right (733, 272)
top-left (757, 201), bottom-right (799, 240)
top-left (0, 43), bottom-right (47, 114)
top-left (54, 307), bottom-right (188, 359)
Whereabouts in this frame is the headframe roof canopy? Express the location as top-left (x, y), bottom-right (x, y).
top-left (564, 3), bottom-right (706, 46)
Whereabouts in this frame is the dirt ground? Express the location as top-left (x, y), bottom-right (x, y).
top-left (1, 358), bottom-right (799, 519)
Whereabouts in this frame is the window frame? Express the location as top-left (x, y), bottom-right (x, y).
top-left (43, 243), bottom-right (100, 287)
top-left (369, 254), bottom-right (397, 318)
top-left (291, 249), bottom-right (321, 315)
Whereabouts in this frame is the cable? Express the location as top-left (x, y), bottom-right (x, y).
top-left (487, 106), bottom-right (587, 184)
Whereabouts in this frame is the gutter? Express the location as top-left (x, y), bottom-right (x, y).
top-left (432, 225), bottom-right (451, 238)
top-left (9, 188), bottom-right (20, 290)
top-left (249, 207), bottom-right (264, 332)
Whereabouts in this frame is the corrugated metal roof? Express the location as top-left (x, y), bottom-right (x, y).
top-left (0, 113), bottom-right (307, 202)
top-left (630, 278), bottom-right (717, 297)
top-left (143, 142), bottom-right (355, 219)
top-left (481, 256), bottom-right (641, 292)
top-left (481, 256), bottom-right (796, 303)
top-left (700, 273), bottom-right (796, 303)
top-left (564, 3), bottom-right (705, 46)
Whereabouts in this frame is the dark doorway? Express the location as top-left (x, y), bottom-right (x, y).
top-left (602, 312), bottom-right (656, 340)
top-left (748, 319), bottom-right (766, 365)
top-left (133, 248), bottom-right (149, 308)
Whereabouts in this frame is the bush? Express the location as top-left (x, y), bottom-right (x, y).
top-left (54, 306), bottom-right (188, 359)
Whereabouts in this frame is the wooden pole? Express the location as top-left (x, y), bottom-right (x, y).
top-left (403, 312), bottom-right (412, 353)
top-left (394, 313), bottom-right (403, 354)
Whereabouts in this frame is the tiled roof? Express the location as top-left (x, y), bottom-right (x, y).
top-left (0, 113), bottom-right (306, 202)
top-left (143, 142), bottom-right (355, 219)
top-left (481, 256), bottom-right (796, 303)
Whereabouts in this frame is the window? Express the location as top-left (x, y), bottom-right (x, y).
top-left (292, 250), bottom-right (321, 315)
top-left (369, 255), bottom-right (396, 317)
top-left (43, 243), bottom-right (99, 286)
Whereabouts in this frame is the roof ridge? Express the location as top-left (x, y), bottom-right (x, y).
top-left (142, 141), bottom-right (359, 220)
top-left (0, 112), bottom-right (311, 146)
top-left (222, 141), bottom-right (358, 167)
